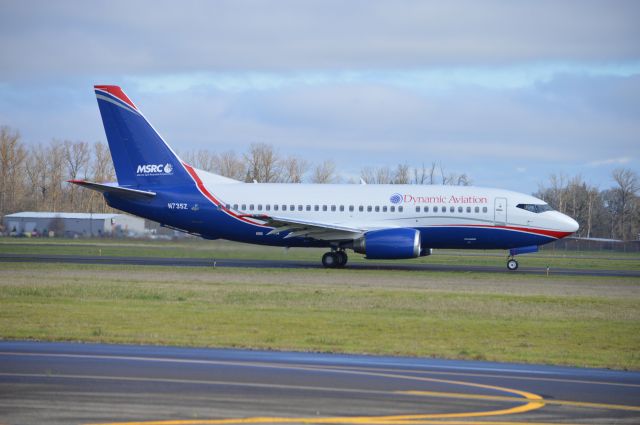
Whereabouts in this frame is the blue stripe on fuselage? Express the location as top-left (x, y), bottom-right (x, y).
top-left (104, 184), bottom-right (554, 250)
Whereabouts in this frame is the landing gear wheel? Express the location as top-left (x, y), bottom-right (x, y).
top-left (336, 251), bottom-right (348, 267)
top-left (322, 252), bottom-right (338, 268)
top-left (507, 259), bottom-right (519, 271)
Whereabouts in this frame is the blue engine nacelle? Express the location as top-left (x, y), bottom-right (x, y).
top-left (353, 228), bottom-right (421, 259)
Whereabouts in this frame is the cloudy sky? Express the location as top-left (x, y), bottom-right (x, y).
top-left (1, 0), bottom-right (638, 192)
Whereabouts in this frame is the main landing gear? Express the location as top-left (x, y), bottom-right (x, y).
top-left (507, 257), bottom-right (519, 271)
top-left (322, 250), bottom-right (348, 268)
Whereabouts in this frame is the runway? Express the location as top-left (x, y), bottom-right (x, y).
top-left (2, 253), bottom-right (640, 277)
top-left (1, 342), bottom-right (639, 424)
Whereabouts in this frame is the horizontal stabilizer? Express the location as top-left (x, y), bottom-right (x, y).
top-left (67, 180), bottom-right (156, 198)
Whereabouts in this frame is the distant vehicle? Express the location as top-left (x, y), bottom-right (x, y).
top-left (71, 85), bottom-right (578, 270)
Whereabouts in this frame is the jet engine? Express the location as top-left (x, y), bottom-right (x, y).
top-left (353, 228), bottom-right (421, 259)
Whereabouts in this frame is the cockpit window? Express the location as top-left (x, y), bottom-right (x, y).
top-left (516, 203), bottom-right (553, 213)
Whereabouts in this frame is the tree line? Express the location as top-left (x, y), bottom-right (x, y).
top-left (534, 170), bottom-right (639, 241)
top-left (1, 125), bottom-right (638, 240)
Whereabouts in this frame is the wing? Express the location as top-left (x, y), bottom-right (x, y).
top-left (244, 214), bottom-right (365, 241)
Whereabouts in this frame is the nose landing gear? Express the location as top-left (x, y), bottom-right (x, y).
top-left (507, 245), bottom-right (538, 271)
top-left (321, 250), bottom-right (348, 268)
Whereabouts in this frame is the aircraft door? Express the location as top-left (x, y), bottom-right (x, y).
top-left (494, 197), bottom-right (507, 226)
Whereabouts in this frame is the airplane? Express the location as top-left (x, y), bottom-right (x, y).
top-left (70, 85), bottom-right (579, 270)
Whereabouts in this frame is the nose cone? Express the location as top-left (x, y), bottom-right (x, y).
top-left (561, 214), bottom-right (579, 234)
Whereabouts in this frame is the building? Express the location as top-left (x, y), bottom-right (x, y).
top-left (3, 212), bottom-right (146, 237)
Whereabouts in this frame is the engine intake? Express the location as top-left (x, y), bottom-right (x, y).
top-left (353, 228), bottom-right (421, 259)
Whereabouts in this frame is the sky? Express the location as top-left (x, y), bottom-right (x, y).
top-left (0, 0), bottom-right (639, 193)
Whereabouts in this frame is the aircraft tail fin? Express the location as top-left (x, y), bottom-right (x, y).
top-left (94, 85), bottom-right (191, 187)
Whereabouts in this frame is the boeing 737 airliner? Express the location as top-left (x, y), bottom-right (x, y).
top-left (71, 85), bottom-right (579, 270)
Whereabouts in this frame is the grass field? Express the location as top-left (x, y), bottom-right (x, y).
top-left (2, 237), bottom-right (640, 270)
top-left (1, 257), bottom-right (639, 370)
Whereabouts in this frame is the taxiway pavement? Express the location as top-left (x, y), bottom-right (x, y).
top-left (2, 253), bottom-right (639, 277)
top-left (1, 341), bottom-right (639, 424)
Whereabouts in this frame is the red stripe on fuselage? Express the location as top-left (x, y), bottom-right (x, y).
top-left (432, 224), bottom-right (571, 239)
top-left (94, 85), bottom-right (138, 111)
top-left (181, 163), bottom-right (263, 226)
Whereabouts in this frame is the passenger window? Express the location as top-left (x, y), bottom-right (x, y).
top-left (425, 206), bottom-right (429, 213)
top-left (367, 206), bottom-right (372, 212)
top-left (399, 206), bottom-right (403, 212)
top-left (290, 205), bottom-right (295, 211)
top-left (349, 205), bottom-right (354, 212)
top-left (416, 206), bottom-right (421, 213)
top-left (306, 205), bottom-right (311, 211)
top-left (241, 204), bottom-right (246, 210)
top-left (483, 207), bottom-right (488, 213)
top-left (458, 206), bottom-right (463, 213)
top-left (359, 206), bottom-right (364, 212)
top-left (475, 206), bottom-right (479, 213)
top-left (225, 204), bottom-right (231, 210)
top-left (314, 205), bottom-right (319, 211)
top-left (298, 205), bottom-right (303, 211)
top-left (331, 205), bottom-right (336, 211)
top-left (466, 206), bottom-right (471, 213)
top-left (282, 205), bottom-right (287, 211)
top-left (274, 205), bottom-right (279, 211)
top-left (323, 205), bottom-right (328, 211)
top-left (390, 206), bottom-right (395, 212)
top-left (382, 206), bottom-right (387, 212)
top-left (374, 206), bottom-right (380, 212)
top-left (450, 206), bottom-right (455, 213)
top-left (434, 206), bottom-right (438, 213)
top-left (266, 205), bottom-right (270, 211)
top-left (257, 204), bottom-right (262, 211)
top-left (339, 205), bottom-right (344, 212)
top-left (249, 204), bottom-right (254, 210)
top-left (233, 204), bottom-right (238, 210)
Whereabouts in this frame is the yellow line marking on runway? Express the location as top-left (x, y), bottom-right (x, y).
top-left (6, 351), bottom-right (636, 425)
top-left (84, 418), bottom-right (580, 425)
top-left (85, 382), bottom-right (545, 425)
top-left (402, 390), bottom-right (640, 411)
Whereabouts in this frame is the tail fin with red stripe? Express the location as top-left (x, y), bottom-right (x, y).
top-left (94, 85), bottom-right (191, 188)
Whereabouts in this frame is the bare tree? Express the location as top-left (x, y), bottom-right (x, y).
top-left (243, 143), bottom-right (282, 183)
top-left (89, 142), bottom-right (116, 213)
top-left (360, 166), bottom-right (376, 184)
top-left (411, 162), bottom-right (437, 185)
top-left (359, 166), bottom-right (393, 184)
top-left (197, 150), bottom-right (216, 171)
top-left (393, 163), bottom-right (410, 184)
top-left (311, 159), bottom-right (337, 183)
top-left (611, 168), bottom-right (639, 240)
top-left (281, 156), bottom-right (308, 183)
top-left (455, 173), bottom-right (472, 186)
top-left (92, 142), bottom-right (115, 182)
top-left (213, 151), bottom-right (245, 181)
top-left (46, 141), bottom-right (65, 212)
top-left (63, 140), bottom-right (90, 209)
top-left (0, 126), bottom-right (27, 215)
top-left (63, 140), bottom-right (90, 180)
top-left (586, 187), bottom-right (599, 238)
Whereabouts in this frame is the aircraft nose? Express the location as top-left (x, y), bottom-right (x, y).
top-left (562, 214), bottom-right (579, 233)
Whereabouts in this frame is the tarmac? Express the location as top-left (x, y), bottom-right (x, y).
top-left (1, 341), bottom-right (640, 424)
top-left (2, 252), bottom-right (640, 277)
